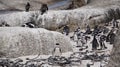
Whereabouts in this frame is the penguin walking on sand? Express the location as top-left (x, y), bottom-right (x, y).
top-left (99, 35), bottom-right (107, 50)
top-left (106, 28), bottom-right (115, 44)
top-left (92, 35), bottom-right (99, 50)
top-left (109, 32), bottom-right (116, 44)
top-left (92, 25), bottom-right (100, 36)
top-left (52, 43), bottom-right (62, 57)
top-left (85, 25), bottom-right (92, 34)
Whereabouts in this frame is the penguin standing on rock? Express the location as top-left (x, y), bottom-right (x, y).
top-left (0, 22), bottom-right (10, 27)
top-left (40, 4), bottom-right (48, 15)
top-left (21, 22), bottom-right (35, 28)
top-left (63, 25), bottom-right (70, 36)
top-left (66, 1), bottom-right (74, 9)
top-left (25, 2), bottom-right (30, 12)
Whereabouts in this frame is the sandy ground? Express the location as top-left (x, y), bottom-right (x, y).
top-left (8, 28), bottom-right (113, 67)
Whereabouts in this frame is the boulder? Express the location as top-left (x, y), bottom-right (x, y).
top-left (0, 27), bottom-right (73, 58)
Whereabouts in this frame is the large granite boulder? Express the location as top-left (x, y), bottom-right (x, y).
top-left (0, 27), bottom-right (73, 58)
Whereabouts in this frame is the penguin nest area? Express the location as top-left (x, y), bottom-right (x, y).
top-left (0, 0), bottom-right (120, 67)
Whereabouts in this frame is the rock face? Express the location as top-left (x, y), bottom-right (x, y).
top-left (107, 30), bottom-right (120, 67)
top-left (0, 0), bottom-right (63, 11)
top-left (0, 8), bottom-right (106, 30)
top-left (0, 27), bottom-right (73, 58)
top-left (0, 0), bottom-right (120, 31)
top-left (0, 7), bottom-right (117, 30)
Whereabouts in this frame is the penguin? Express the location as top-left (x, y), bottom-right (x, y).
top-left (25, 2), bottom-right (30, 12)
top-left (40, 3), bottom-right (48, 15)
